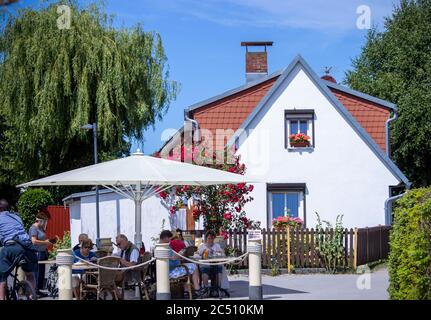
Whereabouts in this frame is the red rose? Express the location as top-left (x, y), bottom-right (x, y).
top-left (223, 213), bottom-right (232, 220)
top-left (219, 230), bottom-right (228, 240)
top-left (236, 183), bottom-right (246, 189)
top-left (248, 185), bottom-right (254, 192)
top-left (159, 191), bottom-right (168, 199)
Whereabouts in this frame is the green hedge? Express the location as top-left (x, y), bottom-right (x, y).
top-left (17, 188), bottom-right (53, 231)
top-left (388, 187), bottom-right (431, 300)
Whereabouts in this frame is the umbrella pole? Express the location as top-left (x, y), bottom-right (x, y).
top-left (134, 181), bottom-right (142, 249)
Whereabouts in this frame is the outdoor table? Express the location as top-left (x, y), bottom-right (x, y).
top-left (38, 260), bottom-right (57, 265)
top-left (72, 263), bottom-right (99, 271)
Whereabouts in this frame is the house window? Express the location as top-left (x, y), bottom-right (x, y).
top-left (270, 192), bottom-right (299, 218)
top-left (267, 183), bottom-right (306, 226)
top-left (285, 110), bottom-right (315, 148)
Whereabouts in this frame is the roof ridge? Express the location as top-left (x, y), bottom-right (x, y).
top-left (186, 69), bottom-right (283, 112)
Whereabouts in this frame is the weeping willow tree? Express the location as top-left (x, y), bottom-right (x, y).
top-left (0, 0), bottom-right (178, 190)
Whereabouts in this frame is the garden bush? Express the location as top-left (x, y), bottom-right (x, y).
top-left (388, 187), bottom-right (431, 300)
top-left (17, 188), bottom-right (53, 230)
top-left (49, 231), bottom-right (71, 259)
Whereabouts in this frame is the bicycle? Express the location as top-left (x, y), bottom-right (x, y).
top-left (5, 254), bottom-right (37, 300)
top-left (45, 264), bottom-right (58, 298)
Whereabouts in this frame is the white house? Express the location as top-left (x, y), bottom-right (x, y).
top-left (65, 43), bottom-right (410, 245)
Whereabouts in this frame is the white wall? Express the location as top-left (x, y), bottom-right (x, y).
top-left (70, 192), bottom-right (171, 251)
top-left (238, 65), bottom-right (400, 229)
top-left (69, 200), bottom-right (81, 246)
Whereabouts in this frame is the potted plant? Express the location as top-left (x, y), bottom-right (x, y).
top-left (272, 215), bottom-right (304, 230)
top-left (289, 133), bottom-right (311, 148)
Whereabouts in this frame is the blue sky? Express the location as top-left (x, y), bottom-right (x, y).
top-left (8, 0), bottom-right (398, 154)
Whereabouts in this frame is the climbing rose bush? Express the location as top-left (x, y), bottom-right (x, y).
top-left (154, 146), bottom-right (260, 237)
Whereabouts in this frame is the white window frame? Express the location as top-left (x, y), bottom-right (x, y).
top-left (285, 110), bottom-right (315, 149)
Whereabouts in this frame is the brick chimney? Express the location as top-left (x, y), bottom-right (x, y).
top-left (241, 41), bottom-right (273, 83)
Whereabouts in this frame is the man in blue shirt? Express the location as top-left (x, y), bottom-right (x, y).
top-left (0, 199), bottom-right (38, 300)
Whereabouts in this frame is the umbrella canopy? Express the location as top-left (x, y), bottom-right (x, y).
top-left (18, 151), bottom-right (250, 187)
top-left (18, 151), bottom-right (256, 247)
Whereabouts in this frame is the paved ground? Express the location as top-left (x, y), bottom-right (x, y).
top-left (36, 267), bottom-right (389, 300)
top-left (217, 268), bottom-right (389, 300)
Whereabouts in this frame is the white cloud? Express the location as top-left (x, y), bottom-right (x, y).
top-left (160, 0), bottom-right (396, 31)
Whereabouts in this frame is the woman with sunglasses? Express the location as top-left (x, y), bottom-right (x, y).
top-left (72, 239), bottom-right (96, 299)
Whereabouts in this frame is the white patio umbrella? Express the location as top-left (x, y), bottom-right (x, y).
top-left (18, 151), bottom-right (255, 248)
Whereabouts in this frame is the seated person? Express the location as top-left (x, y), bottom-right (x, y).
top-left (175, 228), bottom-right (192, 247)
top-left (113, 234), bottom-right (139, 287)
top-left (159, 230), bottom-right (203, 297)
top-left (72, 233), bottom-right (88, 252)
top-left (0, 199), bottom-right (38, 300)
top-left (169, 231), bottom-right (186, 253)
top-left (72, 239), bottom-right (97, 298)
top-left (197, 230), bottom-right (224, 288)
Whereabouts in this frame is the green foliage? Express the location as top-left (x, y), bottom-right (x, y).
top-left (224, 246), bottom-right (240, 274)
top-left (345, 0), bottom-right (431, 187)
top-left (269, 257), bottom-right (280, 276)
top-left (17, 188), bottom-right (53, 231)
top-left (315, 213), bottom-right (346, 273)
top-left (49, 231), bottom-right (72, 259)
top-left (388, 187), bottom-right (431, 300)
top-left (0, 0), bottom-right (178, 191)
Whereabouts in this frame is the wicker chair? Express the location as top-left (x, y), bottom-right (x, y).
top-left (94, 250), bottom-right (108, 259)
top-left (81, 256), bottom-right (121, 300)
top-left (121, 252), bottom-right (153, 300)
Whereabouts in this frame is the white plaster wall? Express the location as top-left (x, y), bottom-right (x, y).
top-left (69, 201), bottom-right (81, 246)
top-left (238, 65), bottom-right (400, 229)
top-left (71, 192), bottom-right (171, 250)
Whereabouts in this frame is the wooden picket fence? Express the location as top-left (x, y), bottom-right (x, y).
top-left (225, 226), bottom-right (391, 270)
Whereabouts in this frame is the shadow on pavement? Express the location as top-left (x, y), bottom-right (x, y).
top-left (227, 280), bottom-right (307, 298)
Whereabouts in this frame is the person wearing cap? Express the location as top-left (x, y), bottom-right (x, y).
top-left (29, 212), bottom-right (54, 297)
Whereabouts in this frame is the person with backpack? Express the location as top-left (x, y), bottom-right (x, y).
top-left (0, 199), bottom-right (38, 300)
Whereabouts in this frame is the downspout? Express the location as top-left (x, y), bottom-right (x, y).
top-left (184, 110), bottom-right (201, 143)
top-left (384, 192), bottom-right (406, 225)
top-left (385, 109), bottom-right (398, 157)
top-left (384, 107), bottom-right (410, 225)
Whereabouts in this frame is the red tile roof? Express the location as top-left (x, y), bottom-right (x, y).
top-left (329, 88), bottom-right (390, 151)
top-left (192, 76), bottom-right (279, 150)
top-left (188, 78), bottom-right (390, 152)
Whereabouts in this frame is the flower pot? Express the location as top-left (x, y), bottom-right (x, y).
top-left (290, 141), bottom-right (310, 148)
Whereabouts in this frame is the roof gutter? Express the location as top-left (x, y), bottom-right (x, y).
top-left (184, 110), bottom-right (201, 143)
top-left (385, 109), bottom-right (398, 157)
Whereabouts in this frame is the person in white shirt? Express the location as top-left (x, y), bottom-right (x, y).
top-left (197, 230), bottom-right (224, 288)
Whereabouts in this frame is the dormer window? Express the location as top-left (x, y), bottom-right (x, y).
top-left (285, 110), bottom-right (315, 149)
